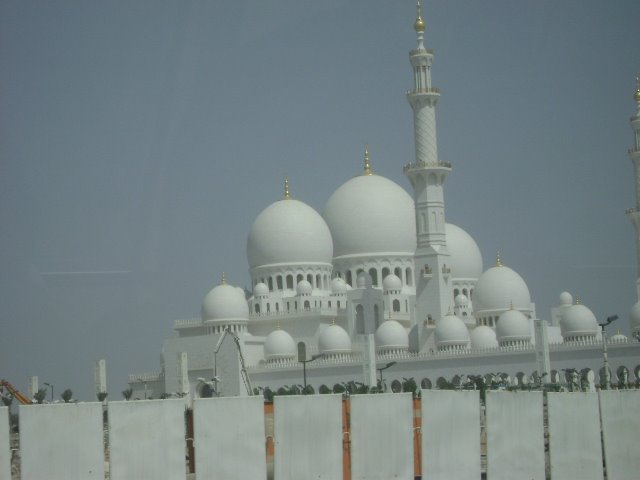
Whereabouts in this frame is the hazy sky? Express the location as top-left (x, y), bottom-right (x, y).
top-left (1, 0), bottom-right (639, 401)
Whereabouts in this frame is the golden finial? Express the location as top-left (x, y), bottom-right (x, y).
top-left (331, 318), bottom-right (336, 326)
top-left (276, 319), bottom-right (281, 329)
top-left (495, 251), bottom-right (503, 267)
top-left (575, 295), bottom-right (581, 305)
top-left (221, 272), bottom-right (227, 285)
top-left (363, 145), bottom-right (372, 176)
top-left (414, 0), bottom-right (425, 33)
top-left (634, 76), bottom-right (640, 102)
top-left (509, 301), bottom-right (514, 310)
top-left (284, 177), bottom-right (291, 200)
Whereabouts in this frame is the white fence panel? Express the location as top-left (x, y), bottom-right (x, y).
top-left (274, 394), bottom-right (343, 480)
top-left (421, 389), bottom-right (480, 480)
top-left (547, 392), bottom-right (603, 480)
top-left (19, 403), bottom-right (104, 480)
top-left (599, 390), bottom-right (640, 480)
top-left (194, 396), bottom-right (266, 480)
top-left (486, 391), bottom-right (545, 480)
top-left (350, 393), bottom-right (413, 480)
top-left (0, 407), bottom-right (10, 480)
top-left (108, 399), bottom-right (186, 480)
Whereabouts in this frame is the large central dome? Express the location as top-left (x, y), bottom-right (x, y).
top-left (247, 198), bottom-right (333, 269)
top-left (323, 174), bottom-right (416, 259)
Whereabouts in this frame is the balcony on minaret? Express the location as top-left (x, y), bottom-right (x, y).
top-left (403, 159), bottom-right (452, 174)
top-left (441, 264), bottom-right (451, 280)
top-left (421, 264), bottom-right (433, 280)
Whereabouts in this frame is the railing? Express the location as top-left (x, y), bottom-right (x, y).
top-left (403, 160), bottom-right (452, 172)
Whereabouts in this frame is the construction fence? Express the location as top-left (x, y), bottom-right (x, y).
top-left (2, 389), bottom-right (639, 480)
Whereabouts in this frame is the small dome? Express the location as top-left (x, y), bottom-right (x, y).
top-left (318, 323), bottom-right (351, 354)
top-left (630, 301), bottom-right (640, 331)
top-left (247, 198), bottom-right (333, 269)
top-left (263, 329), bottom-right (296, 361)
top-left (610, 331), bottom-right (627, 342)
top-left (434, 314), bottom-right (470, 347)
top-left (253, 282), bottom-right (269, 297)
top-left (331, 277), bottom-right (348, 294)
top-left (445, 223), bottom-right (484, 279)
top-left (454, 293), bottom-right (469, 307)
top-left (383, 274), bottom-right (402, 292)
top-left (202, 282), bottom-right (249, 322)
top-left (356, 272), bottom-right (373, 289)
top-left (296, 280), bottom-right (312, 296)
top-left (375, 320), bottom-right (409, 350)
top-left (473, 262), bottom-right (531, 315)
top-left (323, 174), bottom-right (416, 259)
top-left (560, 304), bottom-right (599, 338)
top-left (470, 326), bottom-right (499, 349)
top-left (559, 291), bottom-right (573, 306)
top-left (496, 309), bottom-right (530, 343)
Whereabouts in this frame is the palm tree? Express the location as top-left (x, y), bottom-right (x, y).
top-left (61, 389), bottom-right (73, 403)
top-left (122, 388), bottom-right (133, 401)
top-left (33, 388), bottom-right (47, 404)
top-left (96, 391), bottom-right (108, 402)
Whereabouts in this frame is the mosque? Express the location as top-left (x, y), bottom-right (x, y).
top-left (127, 3), bottom-right (640, 399)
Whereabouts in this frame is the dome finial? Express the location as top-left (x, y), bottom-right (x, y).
top-left (634, 75), bottom-right (640, 102)
top-left (221, 272), bottom-right (227, 285)
top-left (363, 145), bottom-right (373, 176)
top-left (509, 300), bottom-right (514, 310)
top-left (331, 318), bottom-right (336, 326)
top-left (414, 0), bottom-right (425, 33)
top-left (284, 177), bottom-right (291, 200)
top-left (575, 295), bottom-right (581, 305)
top-left (495, 251), bottom-right (503, 267)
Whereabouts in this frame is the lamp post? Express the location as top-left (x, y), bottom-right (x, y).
top-left (298, 341), bottom-right (323, 391)
top-left (598, 315), bottom-right (618, 390)
top-left (43, 382), bottom-right (53, 403)
top-left (377, 361), bottom-right (397, 391)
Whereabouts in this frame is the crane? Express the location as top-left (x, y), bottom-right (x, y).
top-left (0, 379), bottom-right (33, 405)
top-left (213, 328), bottom-right (253, 396)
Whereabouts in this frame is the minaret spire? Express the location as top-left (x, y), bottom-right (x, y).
top-left (626, 75), bottom-right (640, 299)
top-left (363, 145), bottom-right (372, 176)
top-left (403, 2), bottom-right (452, 323)
top-left (284, 177), bottom-right (291, 200)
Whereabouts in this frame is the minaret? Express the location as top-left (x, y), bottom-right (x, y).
top-left (626, 76), bottom-right (640, 299)
top-left (404, 1), bottom-right (452, 323)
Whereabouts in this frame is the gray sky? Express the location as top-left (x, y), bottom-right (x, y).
top-left (1, 0), bottom-right (638, 401)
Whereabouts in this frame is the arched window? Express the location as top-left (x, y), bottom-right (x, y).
top-left (394, 267), bottom-right (402, 281)
top-left (462, 288), bottom-right (468, 297)
top-left (286, 275), bottom-right (293, 289)
top-left (276, 276), bottom-right (283, 290)
top-left (405, 299), bottom-right (408, 312)
top-left (297, 274), bottom-right (304, 284)
top-left (266, 303), bottom-right (270, 313)
top-left (454, 288), bottom-right (460, 299)
top-left (307, 274), bottom-right (313, 285)
top-left (382, 267), bottom-right (390, 280)
top-left (304, 300), bottom-right (310, 310)
top-left (346, 271), bottom-right (353, 287)
top-left (254, 304), bottom-right (260, 314)
top-left (287, 302), bottom-right (290, 312)
top-left (356, 304), bottom-right (364, 334)
top-left (275, 303), bottom-right (279, 312)
top-left (393, 299), bottom-right (401, 312)
top-left (268, 278), bottom-right (273, 291)
top-left (369, 268), bottom-right (378, 286)
top-left (316, 274), bottom-right (321, 289)
top-left (374, 304), bottom-right (380, 329)
top-left (328, 301), bottom-right (332, 308)
top-left (337, 301), bottom-right (341, 309)
top-left (405, 268), bottom-right (412, 286)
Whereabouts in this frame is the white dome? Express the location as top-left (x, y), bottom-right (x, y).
top-left (434, 314), bottom-right (470, 347)
top-left (331, 277), bottom-right (348, 294)
top-left (263, 329), bottom-right (296, 361)
top-left (496, 309), bottom-right (531, 343)
top-left (630, 301), bottom-right (640, 331)
top-left (559, 291), bottom-right (573, 306)
top-left (201, 282), bottom-right (249, 322)
top-left (375, 320), bottom-right (409, 350)
top-left (470, 325), bottom-right (499, 349)
top-left (247, 198), bottom-right (333, 269)
top-left (445, 223), bottom-right (483, 279)
top-left (253, 282), bottom-right (269, 296)
top-left (610, 331), bottom-right (627, 342)
top-left (318, 324), bottom-right (351, 354)
top-left (473, 263), bottom-right (531, 314)
top-left (560, 304), bottom-right (599, 338)
top-left (454, 293), bottom-right (469, 307)
top-left (356, 272), bottom-right (373, 288)
top-left (323, 174), bottom-right (416, 259)
top-left (296, 280), bottom-right (312, 296)
top-left (383, 274), bottom-right (402, 292)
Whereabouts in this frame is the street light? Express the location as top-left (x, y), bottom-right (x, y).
top-left (298, 341), bottom-right (324, 391)
top-left (43, 382), bottom-right (54, 403)
top-left (377, 361), bottom-right (397, 391)
top-left (598, 315), bottom-right (618, 390)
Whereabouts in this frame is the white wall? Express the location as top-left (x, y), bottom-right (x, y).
top-left (599, 390), bottom-right (640, 480)
top-left (19, 403), bottom-right (104, 480)
top-left (0, 407), bottom-right (10, 480)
